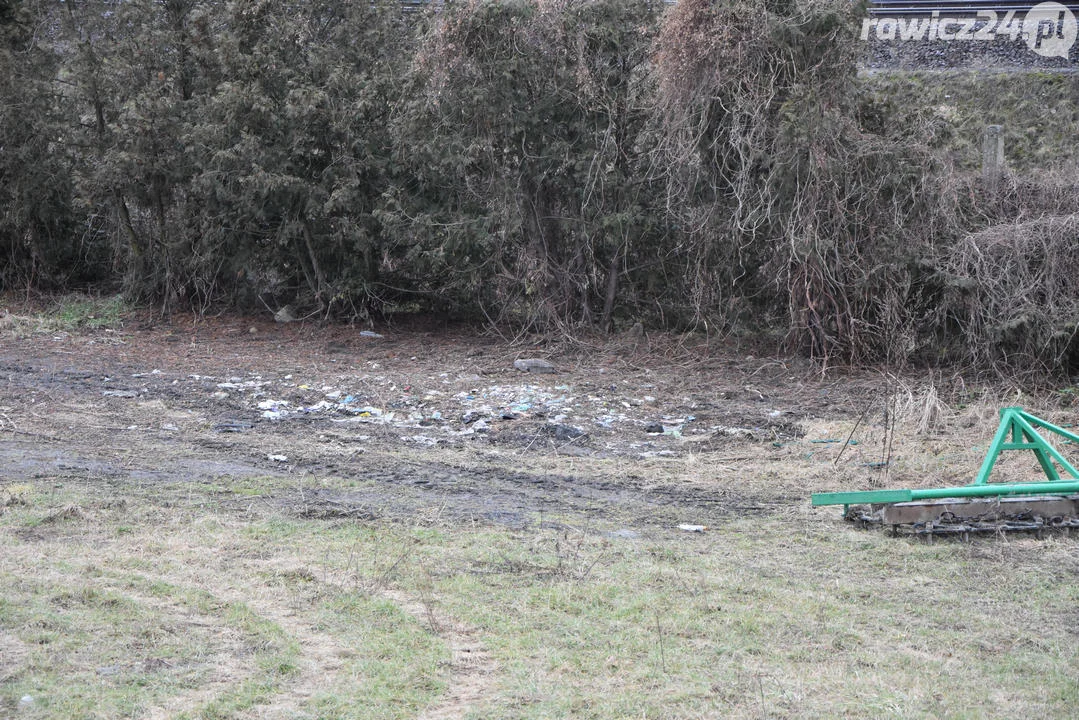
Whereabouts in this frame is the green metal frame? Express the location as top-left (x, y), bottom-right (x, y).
top-left (812, 407), bottom-right (1079, 508)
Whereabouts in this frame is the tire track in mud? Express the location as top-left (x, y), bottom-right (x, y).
top-left (0, 430), bottom-right (791, 529)
top-left (385, 590), bottom-right (497, 720)
top-left (131, 564), bottom-right (356, 720)
top-left (282, 456), bottom-right (792, 530)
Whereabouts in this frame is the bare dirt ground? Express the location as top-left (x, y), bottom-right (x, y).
top-left (0, 311), bottom-right (889, 530)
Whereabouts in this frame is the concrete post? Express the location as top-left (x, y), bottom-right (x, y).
top-left (983, 124), bottom-right (1004, 190)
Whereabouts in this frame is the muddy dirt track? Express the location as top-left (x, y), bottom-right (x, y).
top-left (0, 313), bottom-right (903, 532)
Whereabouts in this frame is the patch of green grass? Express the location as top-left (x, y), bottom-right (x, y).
top-left (191, 677), bottom-right (282, 720)
top-left (307, 595), bottom-right (448, 718)
top-left (379, 519), bottom-right (1079, 719)
top-left (0, 482), bottom-right (448, 719)
top-left (18, 576), bottom-right (285, 712)
top-left (46, 293), bottom-right (129, 331)
top-left (860, 71), bottom-right (1079, 173)
top-left (0, 566), bottom-right (236, 718)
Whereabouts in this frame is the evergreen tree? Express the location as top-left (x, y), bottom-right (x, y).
top-left (188, 0), bottom-right (412, 316)
top-left (387, 0), bottom-right (663, 329)
top-left (0, 0), bottom-right (77, 289)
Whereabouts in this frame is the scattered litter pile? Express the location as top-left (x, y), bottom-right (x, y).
top-left (176, 359), bottom-right (802, 456)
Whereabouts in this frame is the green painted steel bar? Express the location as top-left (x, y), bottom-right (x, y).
top-left (1017, 412), bottom-right (1079, 475)
top-left (974, 407), bottom-right (1079, 485)
top-left (1012, 414), bottom-right (1066, 481)
top-left (812, 489), bottom-right (913, 506)
top-left (1009, 414), bottom-right (1058, 482)
top-left (972, 407), bottom-right (1018, 485)
top-left (1021, 412), bottom-right (1079, 445)
top-left (811, 407), bottom-right (1079, 508)
top-left (812, 480), bottom-right (1079, 506)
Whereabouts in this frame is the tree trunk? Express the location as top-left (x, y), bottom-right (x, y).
top-left (600, 243), bottom-right (622, 333)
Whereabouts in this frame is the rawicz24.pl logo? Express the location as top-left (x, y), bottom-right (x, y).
top-left (860, 1), bottom-right (1078, 59)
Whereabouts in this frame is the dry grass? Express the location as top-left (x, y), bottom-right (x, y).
top-left (940, 213), bottom-right (1079, 378)
top-left (0, 484), bottom-right (448, 719)
top-left (3, 448), bottom-right (1079, 719)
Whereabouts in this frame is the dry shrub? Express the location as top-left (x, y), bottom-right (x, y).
top-left (941, 213), bottom-right (1079, 378)
top-left (903, 382), bottom-right (948, 435)
top-left (953, 168), bottom-right (1079, 225)
top-left (654, 0), bottom-right (776, 108)
top-left (650, 0), bottom-right (947, 366)
top-left (881, 376), bottom-right (950, 436)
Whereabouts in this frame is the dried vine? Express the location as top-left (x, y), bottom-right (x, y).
top-left (651, 0), bottom-right (947, 365)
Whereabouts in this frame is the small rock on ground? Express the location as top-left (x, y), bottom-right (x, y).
top-left (513, 358), bottom-right (557, 373)
top-left (541, 424), bottom-right (587, 441)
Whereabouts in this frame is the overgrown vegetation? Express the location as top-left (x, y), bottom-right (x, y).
top-left (2, 0), bottom-right (1078, 376)
top-left (651, 0), bottom-right (953, 364)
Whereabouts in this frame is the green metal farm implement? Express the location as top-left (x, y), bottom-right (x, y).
top-left (812, 407), bottom-right (1079, 535)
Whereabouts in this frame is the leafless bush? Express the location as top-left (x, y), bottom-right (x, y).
top-left (650, 0), bottom-right (949, 366)
top-left (893, 378), bottom-right (950, 435)
top-left (940, 212), bottom-right (1079, 378)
